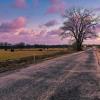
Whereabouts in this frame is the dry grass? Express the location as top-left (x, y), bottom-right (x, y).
top-left (0, 48), bottom-right (68, 61)
top-left (96, 48), bottom-right (100, 64)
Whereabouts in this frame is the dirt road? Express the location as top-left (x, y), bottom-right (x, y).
top-left (0, 49), bottom-right (100, 100)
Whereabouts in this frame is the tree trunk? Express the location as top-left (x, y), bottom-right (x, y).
top-left (76, 41), bottom-right (82, 51)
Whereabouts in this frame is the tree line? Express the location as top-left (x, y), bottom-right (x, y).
top-left (0, 42), bottom-right (69, 50)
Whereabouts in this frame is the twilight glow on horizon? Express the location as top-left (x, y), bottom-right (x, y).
top-left (0, 0), bottom-right (100, 45)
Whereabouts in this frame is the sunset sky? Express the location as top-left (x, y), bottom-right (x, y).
top-left (0, 0), bottom-right (100, 45)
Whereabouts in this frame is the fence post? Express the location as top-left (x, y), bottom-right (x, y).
top-left (34, 55), bottom-right (35, 63)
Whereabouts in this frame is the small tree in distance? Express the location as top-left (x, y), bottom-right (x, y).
top-left (60, 8), bottom-right (99, 51)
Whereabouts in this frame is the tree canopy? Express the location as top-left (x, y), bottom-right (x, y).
top-left (60, 8), bottom-right (99, 51)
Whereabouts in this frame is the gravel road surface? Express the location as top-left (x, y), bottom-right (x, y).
top-left (0, 49), bottom-right (100, 100)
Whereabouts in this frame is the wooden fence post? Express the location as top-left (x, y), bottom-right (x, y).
top-left (34, 55), bottom-right (35, 63)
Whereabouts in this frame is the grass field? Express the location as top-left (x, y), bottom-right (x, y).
top-left (95, 48), bottom-right (100, 66)
top-left (0, 48), bottom-right (68, 61)
top-left (0, 48), bottom-right (75, 73)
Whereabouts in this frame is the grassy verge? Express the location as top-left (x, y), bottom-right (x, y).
top-left (96, 48), bottom-right (100, 65)
top-left (0, 48), bottom-right (75, 73)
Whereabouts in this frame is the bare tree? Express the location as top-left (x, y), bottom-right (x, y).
top-left (60, 8), bottom-right (99, 51)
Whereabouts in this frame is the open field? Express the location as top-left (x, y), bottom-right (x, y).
top-left (0, 48), bottom-right (72, 73)
top-left (0, 48), bottom-right (68, 61)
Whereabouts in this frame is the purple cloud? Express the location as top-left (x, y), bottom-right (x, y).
top-left (44, 20), bottom-right (58, 27)
top-left (0, 17), bottom-right (26, 33)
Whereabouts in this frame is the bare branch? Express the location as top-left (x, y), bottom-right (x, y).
top-left (60, 7), bottom-right (99, 51)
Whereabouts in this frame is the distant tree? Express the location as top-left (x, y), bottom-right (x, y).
top-left (11, 48), bottom-right (14, 52)
top-left (16, 42), bottom-right (25, 50)
top-left (60, 8), bottom-right (99, 51)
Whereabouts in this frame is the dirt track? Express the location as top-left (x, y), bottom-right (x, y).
top-left (0, 49), bottom-right (100, 100)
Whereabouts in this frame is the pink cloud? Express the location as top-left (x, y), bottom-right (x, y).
top-left (47, 29), bottom-right (62, 36)
top-left (0, 17), bottom-right (26, 33)
top-left (18, 29), bottom-right (35, 36)
top-left (33, 34), bottom-right (67, 45)
top-left (46, 0), bottom-right (66, 14)
top-left (0, 33), bottom-right (34, 44)
top-left (0, 24), bottom-right (68, 45)
top-left (12, 16), bottom-right (26, 28)
top-left (14, 0), bottom-right (27, 9)
top-left (17, 26), bottom-right (47, 38)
